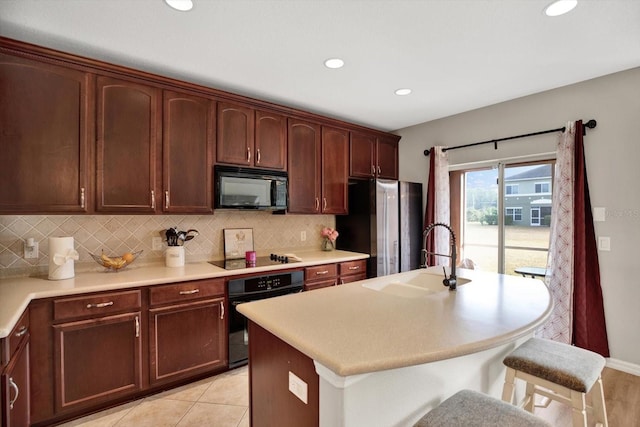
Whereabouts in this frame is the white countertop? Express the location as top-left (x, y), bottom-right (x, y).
top-left (237, 266), bottom-right (553, 377)
top-left (0, 250), bottom-right (368, 338)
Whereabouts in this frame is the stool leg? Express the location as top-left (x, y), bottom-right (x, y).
top-left (591, 376), bottom-right (609, 427)
top-left (523, 382), bottom-right (535, 413)
top-left (570, 390), bottom-right (588, 427)
top-left (501, 367), bottom-right (516, 404)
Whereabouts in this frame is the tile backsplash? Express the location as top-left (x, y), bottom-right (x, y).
top-left (0, 212), bottom-right (335, 278)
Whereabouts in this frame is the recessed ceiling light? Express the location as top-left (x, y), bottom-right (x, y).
top-left (324, 58), bottom-right (344, 69)
top-left (395, 88), bottom-right (412, 96)
top-left (165, 0), bottom-right (193, 12)
top-left (544, 0), bottom-right (578, 17)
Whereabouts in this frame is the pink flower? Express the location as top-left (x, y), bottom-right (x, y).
top-left (321, 227), bottom-right (339, 242)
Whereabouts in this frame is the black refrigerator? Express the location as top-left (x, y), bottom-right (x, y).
top-left (336, 179), bottom-right (423, 278)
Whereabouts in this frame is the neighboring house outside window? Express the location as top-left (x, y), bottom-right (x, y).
top-left (504, 164), bottom-right (552, 226)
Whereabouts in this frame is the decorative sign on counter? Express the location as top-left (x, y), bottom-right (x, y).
top-left (224, 228), bottom-right (254, 259)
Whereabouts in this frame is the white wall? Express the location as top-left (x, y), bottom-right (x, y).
top-left (395, 67), bottom-right (640, 370)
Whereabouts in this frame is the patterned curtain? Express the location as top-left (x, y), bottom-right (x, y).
top-left (424, 146), bottom-right (450, 266)
top-left (539, 121), bottom-right (609, 356)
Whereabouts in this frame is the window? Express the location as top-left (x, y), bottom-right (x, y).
top-left (505, 184), bottom-right (519, 195)
top-left (505, 207), bottom-right (522, 221)
top-left (534, 182), bottom-right (550, 193)
top-left (452, 160), bottom-right (554, 276)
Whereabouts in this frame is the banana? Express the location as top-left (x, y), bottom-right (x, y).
top-left (99, 252), bottom-right (127, 269)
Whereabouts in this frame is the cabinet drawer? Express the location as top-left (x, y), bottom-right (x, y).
top-left (339, 260), bottom-right (366, 277)
top-left (53, 290), bottom-right (141, 321)
top-left (150, 278), bottom-right (225, 306)
top-left (1, 308), bottom-right (29, 366)
top-left (304, 278), bottom-right (337, 291)
top-left (304, 264), bottom-right (337, 281)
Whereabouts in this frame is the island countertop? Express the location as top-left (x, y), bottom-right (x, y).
top-left (0, 249), bottom-right (368, 338)
top-left (237, 266), bottom-right (553, 377)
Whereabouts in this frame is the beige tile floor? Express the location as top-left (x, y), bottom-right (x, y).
top-left (59, 366), bottom-right (249, 427)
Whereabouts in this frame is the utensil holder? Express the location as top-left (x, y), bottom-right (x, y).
top-left (165, 246), bottom-right (185, 267)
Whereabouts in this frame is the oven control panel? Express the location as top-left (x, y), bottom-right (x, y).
top-left (228, 270), bottom-right (304, 296)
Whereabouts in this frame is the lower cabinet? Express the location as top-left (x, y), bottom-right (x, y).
top-left (53, 312), bottom-right (142, 412)
top-left (304, 263), bottom-right (338, 291)
top-left (1, 309), bottom-right (30, 427)
top-left (149, 298), bottom-right (226, 385)
top-left (339, 260), bottom-right (367, 284)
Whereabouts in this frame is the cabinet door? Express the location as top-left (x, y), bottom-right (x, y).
top-left (321, 126), bottom-right (349, 214)
top-left (0, 52), bottom-right (91, 213)
top-left (149, 298), bottom-right (226, 385)
top-left (53, 312), bottom-right (142, 412)
top-left (376, 136), bottom-right (399, 180)
top-left (96, 76), bottom-right (160, 212)
top-left (288, 119), bottom-right (321, 214)
top-left (163, 91), bottom-right (215, 213)
top-left (349, 132), bottom-right (376, 178)
top-left (255, 109), bottom-right (286, 170)
top-left (217, 102), bottom-right (255, 166)
top-left (1, 337), bottom-right (30, 427)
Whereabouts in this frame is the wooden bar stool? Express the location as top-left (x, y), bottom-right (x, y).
top-left (501, 337), bottom-right (608, 427)
top-left (414, 389), bottom-right (551, 426)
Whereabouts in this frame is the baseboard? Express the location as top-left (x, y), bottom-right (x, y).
top-left (606, 358), bottom-right (640, 376)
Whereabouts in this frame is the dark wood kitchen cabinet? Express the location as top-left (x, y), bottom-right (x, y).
top-left (350, 132), bottom-right (399, 180)
top-left (52, 290), bottom-right (143, 413)
top-left (1, 309), bottom-right (30, 427)
top-left (339, 259), bottom-right (367, 284)
top-left (96, 75), bottom-right (161, 212)
top-left (148, 279), bottom-right (227, 385)
top-left (288, 119), bottom-right (322, 214)
top-left (304, 263), bottom-right (338, 291)
top-left (288, 120), bottom-right (348, 214)
top-left (163, 90), bottom-right (215, 213)
top-left (217, 102), bottom-right (286, 170)
top-left (0, 50), bottom-right (92, 213)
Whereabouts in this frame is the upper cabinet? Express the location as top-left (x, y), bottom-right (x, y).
top-left (288, 119), bottom-right (321, 214)
top-left (163, 91), bottom-right (215, 213)
top-left (217, 102), bottom-right (286, 170)
top-left (288, 120), bottom-right (348, 214)
top-left (350, 132), bottom-right (399, 180)
top-left (96, 76), bottom-right (161, 213)
top-left (0, 51), bottom-right (91, 213)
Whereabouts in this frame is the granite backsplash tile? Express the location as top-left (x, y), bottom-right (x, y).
top-left (0, 212), bottom-right (335, 278)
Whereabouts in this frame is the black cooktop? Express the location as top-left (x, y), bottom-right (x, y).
top-left (209, 254), bottom-right (300, 270)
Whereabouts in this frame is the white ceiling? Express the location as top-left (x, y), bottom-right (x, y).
top-left (1, 0), bottom-right (639, 132)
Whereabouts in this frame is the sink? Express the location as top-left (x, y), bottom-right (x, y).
top-left (362, 269), bottom-right (470, 298)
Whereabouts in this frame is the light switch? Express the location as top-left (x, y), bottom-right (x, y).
top-left (598, 236), bottom-right (611, 251)
top-left (593, 207), bottom-right (606, 222)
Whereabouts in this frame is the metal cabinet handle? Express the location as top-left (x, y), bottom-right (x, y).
top-left (348, 266), bottom-right (360, 270)
top-left (220, 301), bottom-right (225, 320)
top-left (135, 315), bottom-right (140, 338)
top-left (340, 279), bottom-right (345, 285)
top-left (247, 147), bottom-right (251, 163)
top-left (15, 326), bottom-right (28, 337)
top-left (165, 190), bottom-right (170, 209)
top-left (80, 187), bottom-right (85, 209)
top-left (315, 270), bottom-right (329, 275)
top-left (9, 377), bottom-right (18, 410)
top-left (179, 289), bottom-right (200, 295)
top-left (151, 190), bottom-right (155, 209)
top-left (377, 165), bottom-right (381, 174)
top-left (323, 198), bottom-right (327, 211)
top-left (371, 165), bottom-right (375, 175)
top-left (86, 301), bottom-right (114, 309)
top-left (256, 148), bottom-right (261, 164)
top-left (315, 198), bottom-right (320, 212)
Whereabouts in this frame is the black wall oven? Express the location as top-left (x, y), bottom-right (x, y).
top-left (228, 270), bottom-right (304, 368)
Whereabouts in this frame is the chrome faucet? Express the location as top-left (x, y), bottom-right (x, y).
top-left (421, 222), bottom-right (457, 290)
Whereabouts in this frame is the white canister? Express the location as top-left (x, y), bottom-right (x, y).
top-left (165, 246), bottom-right (185, 267)
top-left (48, 237), bottom-right (79, 280)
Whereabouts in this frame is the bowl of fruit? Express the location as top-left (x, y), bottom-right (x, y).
top-left (90, 250), bottom-right (143, 271)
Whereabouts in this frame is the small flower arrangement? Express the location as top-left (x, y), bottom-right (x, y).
top-left (321, 227), bottom-right (339, 242)
top-left (321, 227), bottom-right (339, 251)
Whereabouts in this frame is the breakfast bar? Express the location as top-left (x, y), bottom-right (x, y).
top-left (238, 266), bottom-right (553, 427)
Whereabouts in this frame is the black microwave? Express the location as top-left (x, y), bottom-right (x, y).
top-left (214, 166), bottom-right (288, 211)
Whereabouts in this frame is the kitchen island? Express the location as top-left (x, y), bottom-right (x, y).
top-left (238, 266), bottom-right (553, 427)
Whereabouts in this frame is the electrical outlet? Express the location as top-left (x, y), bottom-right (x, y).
top-left (152, 236), bottom-right (164, 251)
top-left (598, 236), bottom-right (611, 251)
top-left (288, 371), bottom-right (308, 404)
top-left (24, 240), bottom-right (39, 259)
top-left (300, 231), bottom-right (306, 242)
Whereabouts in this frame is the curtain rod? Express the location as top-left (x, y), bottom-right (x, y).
top-left (423, 119), bottom-right (597, 156)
